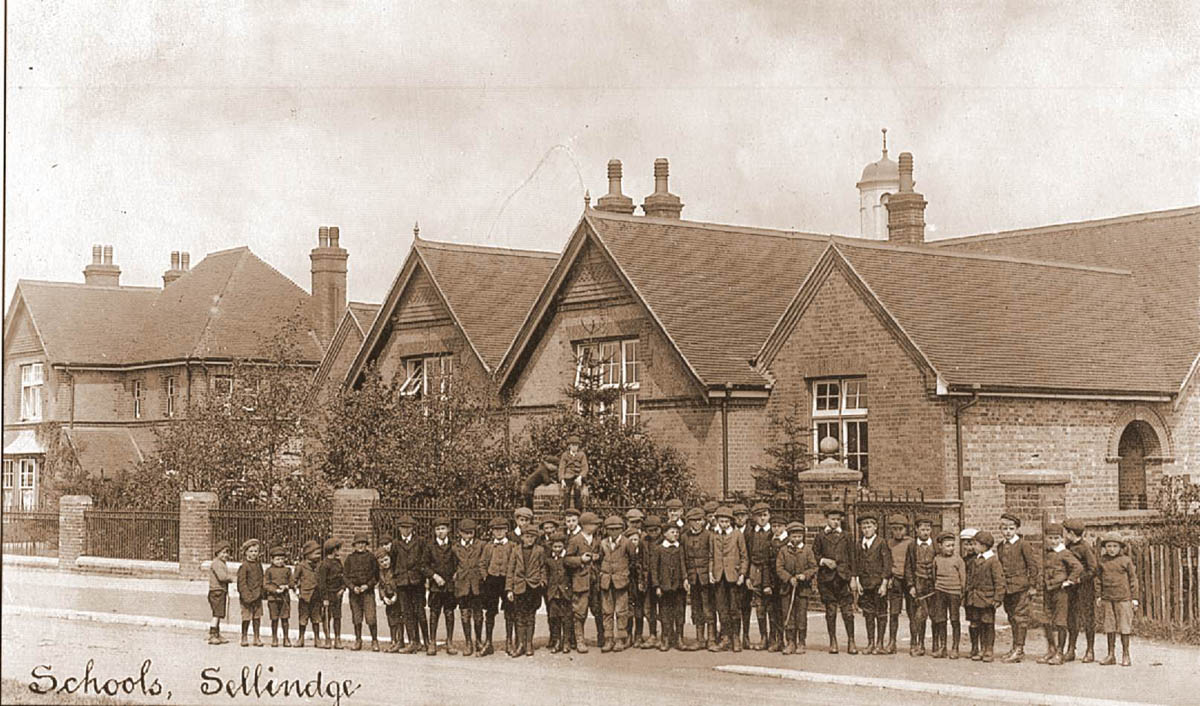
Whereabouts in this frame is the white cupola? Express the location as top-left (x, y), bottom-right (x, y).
top-left (856, 129), bottom-right (900, 240)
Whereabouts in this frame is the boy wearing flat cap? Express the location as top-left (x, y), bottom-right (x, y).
top-left (709, 506), bottom-right (748, 652)
top-left (931, 531), bottom-right (966, 659)
top-left (665, 498), bottom-right (685, 532)
top-left (1096, 533), bottom-right (1138, 666)
top-left (453, 518), bottom-right (486, 656)
top-left (428, 517), bottom-right (459, 655)
top-left (637, 514), bottom-right (663, 648)
top-left (853, 512), bottom-right (892, 655)
top-left (264, 545), bottom-right (293, 647)
top-left (884, 514), bottom-right (913, 654)
top-left (317, 537), bottom-right (346, 649)
top-left (652, 521), bottom-right (688, 651)
top-left (624, 519), bottom-right (647, 647)
top-left (565, 511), bottom-right (603, 652)
top-left (681, 507), bottom-right (714, 650)
top-left (598, 515), bottom-right (635, 652)
top-left (293, 539), bottom-right (322, 648)
top-left (1037, 523), bottom-right (1083, 665)
top-left (559, 434), bottom-right (588, 511)
top-left (481, 516), bottom-right (515, 656)
top-left (964, 530), bottom-right (1005, 662)
top-left (237, 539), bottom-right (266, 647)
top-left (544, 530), bottom-right (573, 653)
top-left (814, 504), bottom-right (856, 654)
top-left (904, 516), bottom-right (936, 656)
top-left (776, 520), bottom-right (816, 654)
top-left (1063, 518), bottom-right (1099, 662)
top-left (746, 501), bottom-right (781, 651)
top-left (344, 533), bottom-right (381, 651)
top-left (207, 540), bottom-right (233, 644)
top-left (392, 515), bottom-right (431, 654)
top-left (510, 507), bottom-right (534, 543)
top-left (507, 521), bottom-right (546, 657)
top-left (996, 512), bottom-right (1039, 662)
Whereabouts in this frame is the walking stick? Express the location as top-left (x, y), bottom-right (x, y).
top-left (784, 582), bottom-right (799, 626)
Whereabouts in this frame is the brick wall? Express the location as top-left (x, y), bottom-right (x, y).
top-left (179, 491), bottom-right (218, 579)
top-left (58, 494), bottom-right (93, 568)
top-left (331, 488), bottom-right (379, 560)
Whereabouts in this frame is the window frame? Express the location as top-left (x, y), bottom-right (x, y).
top-left (399, 354), bottom-right (454, 399)
top-left (574, 337), bottom-right (641, 424)
top-left (20, 362), bottom-right (44, 421)
top-left (810, 376), bottom-right (869, 483)
top-left (132, 379), bottom-right (144, 419)
top-left (17, 458), bottom-right (38, 510)
top-left (165, 376), bottom-right (177, 418)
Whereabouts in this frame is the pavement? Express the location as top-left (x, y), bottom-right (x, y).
top-left (2, 565), bottom-right (1197, 706)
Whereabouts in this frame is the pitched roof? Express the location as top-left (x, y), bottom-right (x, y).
top-left (8, 247), bottom-right (322, 367)
top-left (932, 206), bottom-right (1200, 389)
top-left (310, 302), bottom-right (380, 399)
top-left (347, 302), bottom-right (380, 333)
top-left (501, 210), bottom-right (831, 388)
top-left (63, 426), bottom-right (156, 475)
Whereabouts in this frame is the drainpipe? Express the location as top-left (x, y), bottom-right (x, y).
top-left (721, 382), bottom-right (732, 499)
top-left (954, 392), bottom-right (979, 529)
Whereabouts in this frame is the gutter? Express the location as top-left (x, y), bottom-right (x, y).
top-left (953, 393), bottom-right (979, 530)
top-left (721, 383), bottom-right (731, 498)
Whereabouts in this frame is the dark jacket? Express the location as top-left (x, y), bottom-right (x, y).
top-left (1067, 538), bottom-right (1100, 587)
top-left (681, 528), bottom-right (712, 584)
top-left (237, 561), bottom-right (265, 604)
top-left (564, 532), bottom-right (601, 592)
top-left (1043, 546), bottom-right (1084, 591)
top-left (653, 541), bottom-right (687, 592)
top-left (343, 549), bottom-right (380, 590)
top-left (599, 535), bottom-right (635, 590)
top-left (965, 552), bottom-right (1006, 608)
top-left (427, 538), bottom-right (458, 592)
top-left (481, 537), bottom-right (514, 578)
top-left (558, 449), bottom-right (588, 482)
top-left (746, 524), bottom-right (780, 592)
top-left (813, 527), bottom-right (854, 582)
top-left (854, 535), bottom-right (892, 589)
top-left (709, 527), bottom-right (748, 583)
top-left (904, 538), bottom-right (937, 586)
top-left (997, 535), bottom-right (1040, 594)
top-left (775, 541), bottom-right (817, 589)
top-left (1097, 553), bottom-right (1138, 601)
top-left (639, 536), bottom-right (660, 590)
top-left (544, 549), bottom-right (572, 601)
top-left (452, 539), bottom-right (485, 598)
top-left (506, 543), bottom-right (547, 595)
top-left (264, 565), bottom-right (293, 600)
top-left (391, 534), bottom-right (430, 586)
top-left (293, 560), bottom-right (320, 602)
top-left (316, 557), bottom-right (345, 601)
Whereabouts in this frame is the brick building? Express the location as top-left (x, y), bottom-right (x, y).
top-left (2, 229), bottom-right (352, 510)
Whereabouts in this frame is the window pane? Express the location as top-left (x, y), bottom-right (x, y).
top-left (20, 459), bottom-right (36, 487)
top-left (604, 342), bottom-right (619, 386)
top-left (2, 461), bottom-right (13, 488)
top-left (844, 379), bottom-right (867, 410)
top-left (624, 392), bottom-right (639, 424)
top-left (623, 340), bottom-right (640, 385)
top-left (816, 420), bottom-right (839, 445)
top-left (815, 381), bottom-right (840, 412)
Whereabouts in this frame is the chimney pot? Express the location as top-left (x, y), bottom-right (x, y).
top-left (170, 251), bottom-right (180, 269)
top-left (84, 245), bottom-right (121, 286)
top-left (329, 225), bottom-right (339, 248)
top-left (311, 224), bottom-right (348, 347)
top-left (92, 245), bottom-right (102, 264)
top-left (595, 159), bottom-right (635, 214)
top-left (102, 245), bottom-right (113, 264)
top-left (181, 252), bottom-right (190, 270)
top-left (886, 152), bottom-right (926, 245)
top-left (318, 225), bottom-right (330, 248)
top-left (641, 157), bottom-right (684, 219)
top-left (898, 152), bottom-right (915, 193)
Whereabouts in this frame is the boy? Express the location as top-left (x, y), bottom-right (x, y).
top-left (564, 507), bottom-right (582, 539)
top-left (1037, 523), bottom-right (1083, 665)
top-left (931, 531), bottom-right (967, 659)
top-left (746, 502), bottom-right (781, 651)
top-left (626, 508), bottom-right (645, 533)
top-left (481, 516), bottom-right (515, 656)
top-left (393, 515), bottom-right (431, 655)
top-left (626, 526), bottom-right (646, 647)
top-left (709, 506), bottom-right (748, 653)
top-left (452, 518), bottom-right (485, 657)
top-left (639, 514), bottom-right (663, 649)
top-left (598, 515), bottom-right (635, 652)
top-left (344, 533), bottom-right (381, 652)
top-left (965, 530), bottom-right (1005, 662)
top-left (904, 516), bottom-right (936, 656)
top-left (814, 504), bottom-right (855, 654)
top-left (264, 546), bottom-right (293, 647)
top-left (703, 500), bottom-right (720, 532)
top-left (1063, 518), bottom-right (1099, 662)
top-left (853, 512), bottom-right (892, 655)
top-left (237, 539), bottom-right (266, 647)
top-left (884, 514), bottom-right (912, 655)
top-left (997, 512), bottom-right (1039, 662)
top-left (558, 434), bottom-right (588, 510)
top-left (731, 502), bottom-right (752, 649)
top-left (776, 520), bottom-right (816, 655)
top-left (665, 498), bottom-right (685, 532)
top-left (293, 540), bottom-right (321, 648)
top-left (544, 530), bottom-right (573, 653)
top-left (960, 528), bottom-right (979, 561)
top-left (207, 540), bottom-right (233, 645)
top-left (565, 511), bottom-right (603, 653)
top-left (681, 507), bottom-right (714, 650)
top-left (506, 524), bottom-right (546, 657)
top-left (539, 516), bottom-right (560, 547)
top-left (1096, 533), bottom-right (1138, 666)
top-left (652, 522), bottom-right (688, 651)
top-left (377, 550), bottom-right (403, 652)
top-left (510, 507), bottom-right (534, 543)
top-left (317, 537), bottom-right (346, 650)
top-left (427, 516), bottom-right (459, 656)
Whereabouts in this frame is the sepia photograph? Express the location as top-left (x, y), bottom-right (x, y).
top-left (3, 2), bottom-right (1199, 704)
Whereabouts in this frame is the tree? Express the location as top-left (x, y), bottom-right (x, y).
top-left (750, 405), bottom-right (811, 503)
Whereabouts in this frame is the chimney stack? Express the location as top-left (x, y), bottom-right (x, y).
top-left (310, 225), bottom-right (348, 348)
top-left (162, 250), bottom-right (191, 287)
top-left (83, 244), bottom-right (121, 287)
top-left (594, 159), bottom-right (635, 214)
top-left (885, 152), bottom-right (927, 245)
top-left (641, 158), bottom-right (683, 219)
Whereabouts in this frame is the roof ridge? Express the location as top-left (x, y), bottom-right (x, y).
top-left (933, 204), bottom-right (1200, 244)
top-left (831, 236), bottom-right (1134, 275)
top-left (188, 248), bottom-right (248, 358)
top-left (204, 245), bottom-right (253, 257)
top-left (585, 209), bottom-right (838, 243)
top-left (348, 300), bottom-right (379, 309)
top-left (17, 279), bottom-right (160, 292)
top-left (416, 238), bottom-right (559, 259)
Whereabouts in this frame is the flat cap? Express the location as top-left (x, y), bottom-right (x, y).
top-left (270, 545), bottom-right (287, 557)
top-left (685, 508), bottom-right (705, 521)
top-left (857, 511), bottom-right (879, 523)
top-left (301, 539), bottom-right (320, 556)
top-left (936, 531), bottom-right (956, 544)
top-left (376, 534), bottom-right (393, 546)
top-left (914, 516), bottom-right (934, 527)
top-left (240, 538), bottom-right (261, 552)
top-left (750, 501), bottom-right (770, 514)
top-left (214, 540), bottom-right (232, 556)
top-left (564, 506), bottom-right (582, 517)
top-left (549, 530), bottom-right (567, 544)
top-left (999, 513), bottom-right (1022, 527)
top-left (433, 516), bottom-right (452, 528)
top-left (567, 434), bottom-right (581, 444)
top-left (1063, 519), bottom-right (1086, 534)
top-left (489, 517), bottom-right (509, 530)
top-left (973, 531), bottom-right (995, 548)
top-left (1099, 532), bottom-right (1124, 546)
top-left (786, 521), bottom-right (805, 534)
top-left (579, 511), bottom-right (601, 526)
top-left (959, 528), bottom-right (979, 540)
top-left (323, 537), bottom-right (342, 553)
top-left (822, 504), bottom-right (845, 516)
top-left (1044, 522), bottom-right (1064, 536)
top-left (353, 532), bottom-right (370, 544)
top-left (373, 548), bottom-right (390, 561)
top-left (732, 503), bottom-right (749, 515)
top-left (703, 500), bottom-right (719, 513)
top-left (625, 508), bottom-right (645, 520)
top-left (514, 507), bottom-right (534, 520)
top-left (887, 513), bottom-right (909, 526)
top-left (458, 518), bottom-right (477, 532)
top-left (715, 506), bottom-right (734, 520)
top-left (604, 514), bottom-right (625, 529)
top-left (665, 498), bottom-right (684, 509)
top-left (643, 515), bottom-right (662, 528)
top-left (623, 527), bottom-right (640, 538)
top-left (540, 517), bottom-right (561, 529)
top-left (396, 513), bottom-right (416, 527)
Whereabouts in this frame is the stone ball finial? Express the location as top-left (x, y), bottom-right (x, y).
top-left (819, 436), bottom-right (840, 455)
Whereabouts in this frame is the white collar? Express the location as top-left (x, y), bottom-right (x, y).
top-left (788, 540), bottom-right (805, 549)
top-left (662, 540), bottom-right (679, 548)
top-left (862, 535), bottom-right (877, 548)
top-left (569, 526), bottom-right (580, 535)
top-left (400, 534), bottom-right (413, 543)
top-left (916, 537), bottom-right (932, 546)
top-left (581, 532), bottom-right (593, 543)
top-left (824, 526), bottom-right (842, 534)
top-left (981, 549), bottom-right (996, 559)
top-left (1007, 534), bottom-right (1020, 544)
top-left (513, 527), bottom-right (522, 536)
top-left (777, 531), bottom-right (789, 541)
top-left (437, 538), bottom-right (449, 547)
top-left (717, 526), bottom-right (733, 536)
top-left (460, 538), bottom-right (473, 547)
top-left (756, 523), bottom-right (771, 532)
top-left (1050, 543), bottom-right (1065, 553)
top-left (493, 537), bottom-right (508, 545)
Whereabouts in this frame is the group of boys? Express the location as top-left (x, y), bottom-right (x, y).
top-left (204, 502), bottom-right (1140, 667)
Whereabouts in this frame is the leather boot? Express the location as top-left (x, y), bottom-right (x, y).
top-left (754, 614), bottom-right (768, 650)
top-left (1002, 626), bottom-right (1024, 663)
top-left (886, 616), bottom-right (898, 654)
top-left (505, 616), bottom-right (515, 656)
top-left (1082, 645), bottom-right (1095, 664)
top-left (444, 614), bottom-right (458, 655)
top-left (950, 622), bottom-right (961, 659)
top-left (565, 618), bottom-right (577, 652)
top-left (876, 617), bottom-right (888, 655)
top-left (463, 628), bottom-right (475, 657)
top-left (1065, 629), bottom-right (1078, 662)
top-left (1049, 627), bottom-right (1066, 665)
top-left (510, 619), bottom-right (524, 658)
top-left (796, 631), bottom-right (807, 655)
top-left (969, 625), bottom-right (980, 660)
top-left (826, 613), bottom-right (839, 654)
top-left (547, 618), bottom-right (559, 653)
top-left (480, 615), bottom-right (495, 656)
top-left (1037, 627), bottom-right (1057, 664)
top-left (527, 622), bottom-right (537, 657)
top-left (783, 628), bottom-right (796, 655)
top-left (732, 632), bottom-right (742, 653)
top-left (1120, 634), bottom-right (1131, 667)
top-left (863, 615), bottom-right (876, 655)
top-left (428, 611), bottom-right (440, 656)
top-left (575, 619), bottom-right (589, 654)
top-left (707, 623), bottom-right (724, 653)
top-left (914, 622), bottom-right (925, 656)
top-left (844, 614), bottom-right (857, 655)
top-left (595, 616), bottom-right (606, 650)
top-left (295, 629), bottom-right (305, 648)
top-left (933, 623), bottom-right (947, 658)
top-left (682, 624), bottom-right (700, 651)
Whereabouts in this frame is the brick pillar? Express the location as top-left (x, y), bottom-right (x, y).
top-left (58, 495), bottom-right (93, 569)
top-left (333, 488), bottom-right (379, 559)
top-left (795, 458), bottom-right (862, 532)
top-left (999, 469), bottom-right (1069, 621)
top-left (180, 491), bottom-right (218, 579)
top-left (533, 484), bottom-right (560, 525)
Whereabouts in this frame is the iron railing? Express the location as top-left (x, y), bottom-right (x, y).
top-left (84, 509), bottom-right (180, 562)
top-left (210, 507), bottom-right (332, 561)
top-left (2, 510), bottom-right (59, 557)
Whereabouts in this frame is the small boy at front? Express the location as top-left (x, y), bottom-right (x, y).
top-left (1038, 523), bottom-right (1083, 665)
top-left (344, 533), bottom-right (381, 651)
top-left (1063, 518), bottom-right (1099, 662)
top-left (964, 530), bottom-right (1005, 661)
top-left (997, 513), bottom-right (1039, 662)
top-left (930, 531), bottom-right (966, 659)
top-left (428, 516), bottom-right (460, 656)
top-left (1096, 533), bottom-right (1138, 666)
top-left (506, 524), bottom-right (546, 657)
top-left (851, 512), bottom-right (891, 655)
top-left (207, 540), bottom-right (232, 644)
top-left (377, 549), bottom-right (403, 651)
top-left (452, 518), bottom-right (486, 656)
top-left (293, 540), bottom-right (322, 648)
top-left (237, 539), bottom-right (266, 647)
top-left (904, 516), bottom-right (936, 656)
top-left (264, 545), bottom-right (293, 647)
top-left (652, 522), bottom-right (688, 651)
top-left (775, 521), bottom-right (816, 654)
top-left (317, 537), bottom-right (346, 649)
top-left (544, 530), bottom-right (573, 653)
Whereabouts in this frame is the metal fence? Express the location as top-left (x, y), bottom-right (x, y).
top-left (210, 507), bottom-right (332, 561)
top-left (2, 510), bottom-right (59, 557)
top-left (84, 509), bottom-right (180, 562)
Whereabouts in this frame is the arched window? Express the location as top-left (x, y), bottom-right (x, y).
top-left (1117, 420), bottom-right (1160, 510)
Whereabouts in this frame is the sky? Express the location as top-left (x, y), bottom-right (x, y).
top-left (5, 1), bottom-right (1200, 308)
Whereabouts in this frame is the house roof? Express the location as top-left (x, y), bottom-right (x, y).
top-left (8, 247), bottom-right (322, 367)
top-left (63, 426), bottom-right (156, 475)
top-left (932, 205), bottom-right (1200, 390)
top-left (347, 302), bottom-right (381, 334)
top-left (310, 302), bottom-right (380, 398)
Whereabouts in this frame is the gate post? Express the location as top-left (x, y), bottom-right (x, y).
top-left (333, 488), bottom-right (379, 559)
top-left (58, 495), bottom-right (93, 570)
top-left (180, 491), bottom-right (219, 580)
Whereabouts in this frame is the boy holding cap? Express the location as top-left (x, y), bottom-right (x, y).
top-left (904, 516), bottom-right (937, 656)
top-left (1063, 518), bottom-right (1099, 662)
top-left (264, 545), bottom-right (293, 647)
top-left (344, 533), bottom-right (381, 651)
top-left (814, 504), bottom-right (856, 654)
top-left (853, 512), bottom-right (892, 655)
top-left (598, 515), bottom-right (634, 652)
top-left (965, 530), bottom-right (1005, 661)
top-left (931, 531), bottom-right (966, 659)
top-left (428, 516), bottom-right (459, 655)
top-left (453, 518), bottom-right (486, 656)
top-left (885, 514), bottom-right (913, 654)
top-left (559, 434), bottom-right (588, 511)
top-left (746, 501), bottom-right (781, 651)
top-left (317, 537), bottom-right (346, 649)
top-left (393, 515), bottom-right (431, 654)
top-left (481, 516), bottom-right (515, 656)
top-left (292, 539), bottom-right (322, 648)
top-left (776, 520), bottom-right (816, 655)
top-left (709, 506), bottom-right (748, 652)
top-left (1037, 523), bottom-right (1083, 665)
top-left (653, 520), bottom-right (688, 651)
top-left (207, 540), bottom-right (233, 644)
top-left (237, 539), bottom-right (266, 647)
top-left (565, 511), bottom-right (603, 652)
top-left (681, 507), bottom-right (714, 650)
top-left (996, 513), bottom-right (1040, 662)
top-left (1096, 533), bottom-right (1138, 666)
